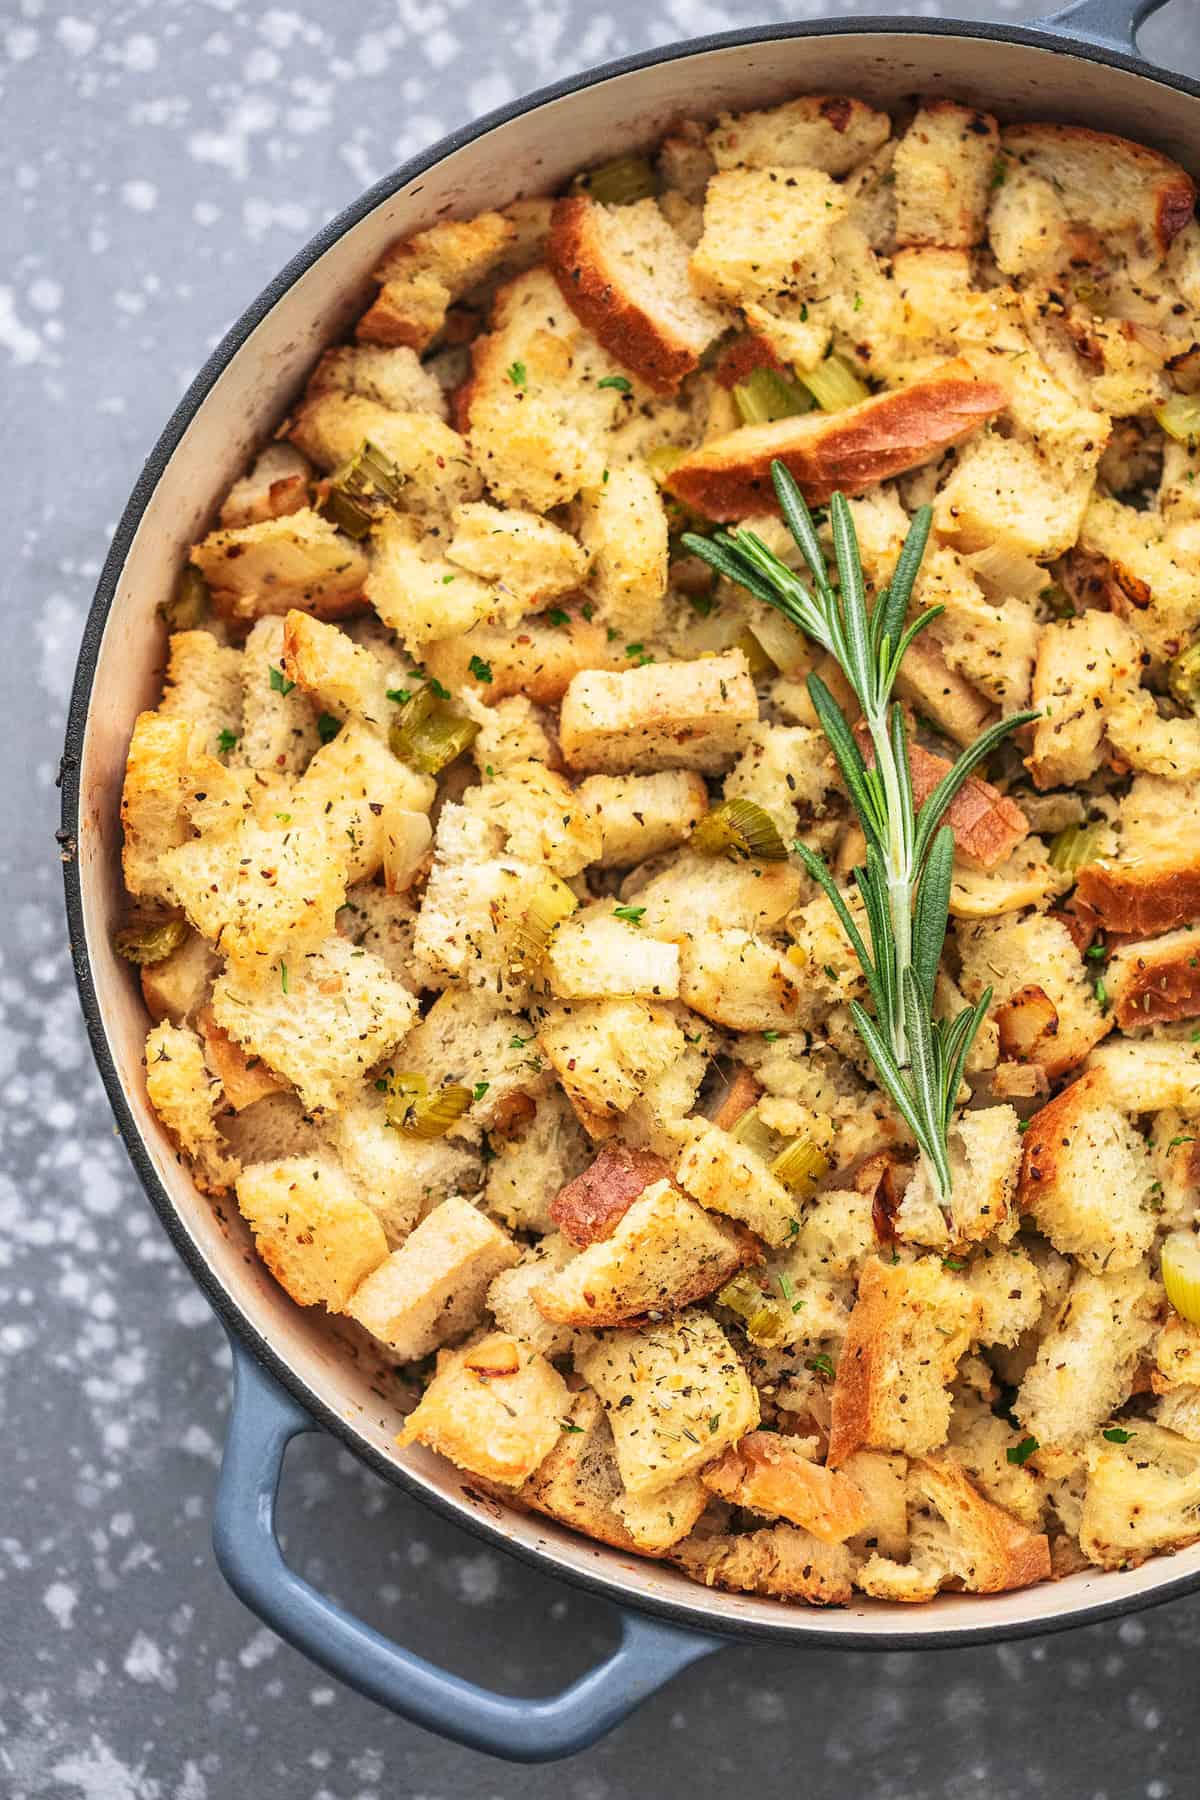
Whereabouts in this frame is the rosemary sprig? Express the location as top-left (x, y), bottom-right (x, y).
top-left (682, 462), bottom-right (1037, 1209)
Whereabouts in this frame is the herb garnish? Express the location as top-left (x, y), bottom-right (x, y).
top-left (684, 461), bottom-right (1036, 1213)
top-left (269, 665), bottom-right (296, 696)
top-left (1007, 1435), bottom-right (1039, 1466)
top-left (613, 904), bottom-right (646, 926)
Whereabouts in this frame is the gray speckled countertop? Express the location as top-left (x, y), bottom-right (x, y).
top-left (6, 2), bottom-right (1200, 1795)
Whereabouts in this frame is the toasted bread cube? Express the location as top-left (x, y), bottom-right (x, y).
top-left (708, 94), bottom-right (890, 176)
top-left (336, 882), bottom-right (430, 992)
top-left (236, 1155), bottom-right (388, 1310)
top-left (690, 166), bottom-right (847, 307)
top-left (307, 341), bottom-right (447, 419)
top-left (934, 435), bottom-right (1090, 563)
top-left (1079, 495), bottom-right (1200, 670)
top-left (673, 1118), bottom-right (799, 1247)
top-left (279, 610), bottom-right (395, 729)
top-left (219, 443), bottom-right (312, 529)
top-left (633, 850), bottom-right (802, 940)
top-left (159, 631), bottom-right (243, 752)
top-left (666, 362), bottom-right (1004, 521)
top-left (533, 1179), bottom-right (754, 1328)
top-left (701, 1432), bottom-right (870, 1544)
top-left (487, 1237), bottom-right (577, 1359)
top-left (424, 612), bottom-right (623, 705)
top-left (328, 1089), bottom-right (479, 1247)
top-left (347, 1195), bottom-right (518, 1360)
top-left (538, 1000), bottom-right (686, 1131)
top-left (678, 929), bottom-right (803, 1034)
top-left (579, 770), bottom-right (708, 867)
top-left (160, 805), bottom-right (350, 970)
top-left (1016, 1262), bottom-right (1161, 1450)
top-left (140, 926), bottom-right (220, 1028)
top-left (211, 936), bottom-right (417, 1115)
top-left (1027, 611), bottom-right (1143, 789)
top-left (893, 102), bottom-right (999, 248)
top-left (897, 1105), bottom-right (1023, 1250)
top-left (465, 692), bottom-right (555, 774)
top-left (987, 161), bottom-right (1090, 279)
top-left (842, 1449), bottom-right (909, 1559)
top-left (485, 1088), bottom-right (592, 1235)
top-left (957, 911), bottom-right (1110, 1080)
top-left (293, 721), bottom-right (434, 885)
top-left (903, 1455), bottom-right (1051, 1594)
top-left (1000, 121), bottom-right (1195, 259)
top-left (827, 1256), bottom-right (978, 1466)
top-left (1079, 1421), bottom-right (1200, 1569)
top-left (398, 987), bottom-right (551, 1133)
top-left (560, 650), bottom-right (757, 774)
top-left (577, 465), bottom-right (669, 636)
top-left (1153, 1314), bottom-right (1200, 1392)
top-left (966, 1244), bottom-right (1046, 1351)
top-left (673, 1522), bottom-right (853, 1604)
top-left (144, 1020), bottom-right (239, 1194)
top-left (577, 1311), bottom-right (759, 1495)
top-left (1086, 1035), bottom-right (1200, 1113)
top-left (1018, 1070), bottom-right (1155, 1273)
top-left (462, 268), bottom-right (635, 512)
top-left (1108, 927), bottom-right (1200, 1031)
top-left (447, 501), bottom-right (589, 609)
top-left (1077, 775), bottom-right (1200, 937)
top-left (197, 1007), bottom-right (286, 1112)
top-left (549, 195), bottom-right (727, 394)
top-left (723, 722), bottom-right (833, 841)
top-left (549, 1142), bottom-right (674, 1246)
top-left (120, 712), bottom-right (196, 903)
top-left (358, 211), bottom-right (516, 350)
top-left (289, 393), bottom-right (481, 513)
top-left (236, 616), bottom-right (321, 776)
top-left (366, 512), bottom-right (502, 646)
top-left (464, 761), bottom-right (602, 878)
top-left (545, 912), bottom-right (681, 1002)
top-left (398, 1330), bottom-right (568, 1488)
top-left (190, 510), bottom-right (368, 627)
top-left (1107, 689), bottom-right (1200, 782)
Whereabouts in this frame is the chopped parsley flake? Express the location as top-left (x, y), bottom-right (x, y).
top-left (279, 960), bottom-right (289, 995)
top-left (808, 1353), bottom-right (835, 1380)
top-left (269, 665), bottom-right (296, 696)
top-left (613, 904), bottom-right (646, 926)
top-left (1006, 1435), bottom-right (1039, 1466)
top-left (597, 375), bottom-right (632, 393)
top-left (1102, 1426), bottom-right (1135, 1444)
top-left (216, 727), bottom-right (238, 755)
top-left (507, 360), bottom-right (527, 388)
top-left (545, 608), bottom-right (570, 628)
top-left (473, 1081), bottom-right (490, 1101)
top-left (468, 654), bottom-right (494, 683)
top-left (317, 712), bottom-right (341, 744)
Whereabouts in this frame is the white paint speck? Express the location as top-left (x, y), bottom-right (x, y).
top-left (120, 179), bottom-right (157, 213)
top-left (0, 288), bottom-right (43, 365)
top-left (124, 1630), bottom-right (176, 1691)
top-left (44, 1579), bottom-right (78, 1629)
top-left (56, 15), bottom-right (97, 56)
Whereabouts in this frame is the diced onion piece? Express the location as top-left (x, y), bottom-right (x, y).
top-left (319, 438), bottom-right (406, 539)
top-left (964, 543), bottom-right (1046, 603)
top-left (733, 627), bottom-right (776, 681)
top-left (510, 874), bottom-right (578, 965)
top-left (1168, 640), bottom-right (1200, 713)
top-left (798, 354), bottom-right (871, 413)
top-left (730, 1105), bottom-right (785, 1162)
top-left (388, 687), bottom-right (480, 775)
top-left (385, 1071), bottom-right (471, 1139)
top-left (716, 1271), bottom-right (787, 1346)
top-left (1156, 393), bottom-right (1200, 446)
top-left (381, 804), bottom-right (433, 895)
top-left (770, 1137), bottom-right (829, 1200)
top-left (115, 915), bottom-right (189, 966)
top-left (1162, 1231), bottom-right (1200, 1325)
top-left (731, 367), bottom-right (814, 426)
top-left (692, 797), bottom-right (788, 863)
top-left (572, 154), bottom-right (656, 206)
top-left (1047, 824), bottom-right (1104, 875)
top-left (748, 609), bottom-right (811, 679)
top-left (160, 565), bottom-right (210, 631)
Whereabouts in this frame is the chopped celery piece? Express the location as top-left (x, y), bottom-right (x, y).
top-left (1168, 640), bottom-right (1200, 712)
top-left (572, 154), bottom-right (656, 206)
top-left (510, 876), bottom-right (577, 965)
top-left (388, 685), bottom-right (479, 775)
top-left (692, 796), bottom-right (788, 863)
top-left (385, 1072), bottom-right (472, 1138)
top-left (770, 1137), bottom-right (829, 1200)
top-left (1156, 393), bottom-right (1200, 447)
top-left (160, 564), bottom-right (210, 631)
top-left (115, 916), bottom-right (189, 966)
top-left (1047, 824), bottom-right (1103, 875)
top-left (732, 366), bottom-right (814, 426)
top-left (731, 1105), bottom-right (785, 1162)
top-left (716, 1271), bottom-right (787, 1346)
top-left (798, 354), bottom-right (871, 413)
top-left (644, 445), bottom-right (686, 484)
top-left (319, 438), bottom-right (406, 538)
top-left (1163, 1230), bottom-right (1200, 1325)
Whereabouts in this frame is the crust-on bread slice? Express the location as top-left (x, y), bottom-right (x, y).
top-left (1017, 1068), bottom-right (1156, 1274)
top-left (397, 1330), bottom-right (569, 1489)
top-left (357, 211), bottom-right (516, 350)
top-left (1079, 1420), bottom-right (1200, 1569)
top-left (550, 1141), bottom-right (674, 1245)
top-left (701, 1432), bottom-right (870, 1543)
top-left (1001, 122), bottom-right (1196, 257)
top-left (904, 1456), bottom-right (1051, 1594)
top-left (664, 362), bottom-right (1004, 519)
top-left (547, 196), bottom-right (727, 393)
top-left (347, 1195), bottom-right (520, 1361)
top-left (707, 94), bottom-right (890, 176)
top-left (672, 1521), bottom-right (853, 1604)
top-left (1109, 927), bottom-right (1200, 1030)
top-left (1076, 776), bottom-right (1200, 937)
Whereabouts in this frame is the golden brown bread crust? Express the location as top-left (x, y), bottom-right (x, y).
top-left (912, 1456), bottom-right (1052, 1593)
top-left (1109, 930), bottom-right (1200, 1030)
top-left (1002, 121), bottom-right (1196, 255)
top-left (1016, 1067), bottom-right (1105, 1212)
top-left (549, 1142), bottom-right (677, 1245)
top-left (664, 362), bottom-right (1005, 519)
top-left (701, 1432), bottom-right (870, 1543)
top-left (713, 332), bottom-right (785, 389)
top-left (708, 1065), bottom-right (762, 1131)
top-left (1076, 860), bottom-right (1200, 940)
top-left (547, 196), bottom-right (694, 394)
top-left (197, 1007), bottom-right (286, 1112)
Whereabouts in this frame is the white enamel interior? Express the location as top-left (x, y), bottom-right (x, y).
top-left (74, 26), bottom-right (1200, 1643)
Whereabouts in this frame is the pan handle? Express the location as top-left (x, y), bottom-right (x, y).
top-left (1035, 0), bottom-right (1172, 55)
top-left (212, 1339), bottom-right (724, 1762)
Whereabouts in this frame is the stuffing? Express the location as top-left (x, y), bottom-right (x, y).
top-left (121, 88), bottom-right (1200, 1612)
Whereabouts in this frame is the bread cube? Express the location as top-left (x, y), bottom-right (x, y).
top-left (708, 94), bottom-right (890, 177)
top-left (358, 211), bottom-right (516, 350)
top-left (447, 501), bottom-right (589, 608)
top-left (484, 1087), bottom-right (592, 1234)
top-left (397, 1330), bottom-right (568, 1488)
top-left (560, 651), bottom-right (758, 774)
top-left (219, 442), bottom-right (312, 529)
top-left (894, 102), bottom-right (999, 248)
top-left (545, 912), bottom-right (680, 1002)
top-left (1080, 1421), bottom-right (1200, 1569)
top-left (1016, 1262), bottom-right (1161, 1450)
top-left (702, 1432), bottom-right (870, 1543)
top-left (1018, 1070), bottom-right (1155, 1273)
top-left (673, 1118), bottom-right (799, 1248)
top-left (329, 1089), bottom-right (479, 1247)
top-left (190, 510), bottom-right (368, 627)
top-left (579, 770), bottom-right (709, 868)
top-left (673, 1522), bottom-right (852, 1604)
top-left (236, 1155), bottom-right (388, 1310)
top-left (679, 929), bottom-right (803, 1033)
top-left (538, 1000), bottom-right (686, 1131)
top-left (347, 1194), bottom-right (518, 1360)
